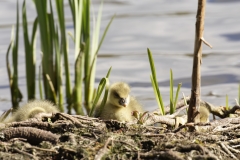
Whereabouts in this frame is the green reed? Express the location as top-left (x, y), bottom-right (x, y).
top-left (22, 0), bottom-right (38, 101)
top-left (169, 69), bottom-right (182, 114)
top-left (89, 67), bottom-right (112, 117)
top-left (6, 1), bottom-right (23, 110)
top-left (147, 48), bottom-right (182, 115)
top-left (238, 83), bottom-right (240, 105)
top-left (6, 0), bottom-right (113, 115)
top-left (225, 94), bottom-right (229, 110)
top-left (147, 48), bottom-right (165, 115)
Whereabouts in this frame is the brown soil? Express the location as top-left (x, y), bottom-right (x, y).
top-left (0, 112), bottom-right (239, 160)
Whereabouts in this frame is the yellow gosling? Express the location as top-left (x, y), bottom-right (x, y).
top-left (95, 82), bottom-right (144, 122)
top-left (4, 100), bottom-right (59, 123)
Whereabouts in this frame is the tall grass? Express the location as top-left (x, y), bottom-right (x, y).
top-left (225, 94), bottom-right (229, 110)
top-left (6, 1), bottom-right (23, 110)
top-left (238, 84), bottom-right (240, 105)
top-left (6, 0), bottom-right (114, 115)
top-left (147, 48), bottom-right (182, 115)
top-left (147, 48), bottom-right (165, 115)
top-left (169, 69), bottom-right (182, 114)
top-left (89, 67), bottom-right (112, 117)
top-left (22, 0), bottom-right (38, 101)
top-left (68, 0), bottom-right (115, 114)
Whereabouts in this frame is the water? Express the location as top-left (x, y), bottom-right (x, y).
top-left (0, 0), bottom-right (240, 112)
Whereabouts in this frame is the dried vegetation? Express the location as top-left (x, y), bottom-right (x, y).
top-left (1, 109), bottom-right (240, 160)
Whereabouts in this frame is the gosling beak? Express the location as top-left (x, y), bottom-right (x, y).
top-left (119, 98), bottom-right (127, 107)
top-left (119, 95), bottom-right (130, 107)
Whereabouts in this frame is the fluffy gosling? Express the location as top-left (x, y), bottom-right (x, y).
top-left (4, 100), bottom-right (59, 123)
top-left (95, 82), bottom-right (144, 122)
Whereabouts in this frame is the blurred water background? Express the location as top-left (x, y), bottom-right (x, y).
top-left (0, 0), bottom-right (239, 113)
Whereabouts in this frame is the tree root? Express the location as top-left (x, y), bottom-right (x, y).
top-left (2, 127), bottom-right (59, 145)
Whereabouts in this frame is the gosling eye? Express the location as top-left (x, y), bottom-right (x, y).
top-left (113, 91), bottom-right (119, 98)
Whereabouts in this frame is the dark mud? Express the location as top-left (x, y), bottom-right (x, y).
top-left (0, 112), bottom-right (239, 160)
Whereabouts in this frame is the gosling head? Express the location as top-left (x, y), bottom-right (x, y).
top-left (109, 82), bottom-right (131, 108)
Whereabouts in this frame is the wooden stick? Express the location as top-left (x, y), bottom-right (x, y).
top-left (188, 0), bottom-right (206, 123)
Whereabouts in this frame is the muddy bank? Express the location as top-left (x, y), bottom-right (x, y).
top-left (0, 112), bottom-right (240, 160)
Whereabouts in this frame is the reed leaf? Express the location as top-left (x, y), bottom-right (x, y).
top-left (45, 74), bottom-right (57, 103)
top-left (22, 0), bottom-right (37, 100)
top-left (89, 67), bottom-right (112, 117)
top-left (226, 94), bottom-right (229, 110)
top-left (68, 0), bottom-right (76, 31)
top-left (89, 78), bottom-right (107, 116)
top-left (6, 42), bottom-right (13, 87)
top-left (6, 0), bottom-right (114, 116)
top-left (86, 13), bottom-right (115, 113)
top-left (83, 0), bottom-right (92, 111)
top-left (150, 75), bottom-right (162, 115)
top-left (238, 83), bottom-right (240, 105)
top-left (94, 15), bottom-right (115, 56)
top-left (33, 0), bottom-right (55, 102)
top-left (85, 1), bottom-right (104, 112)
top-left (170, 69), bottom-right (174, 114)
top-left (147, 48), bottom-right (164, 115)
top-left (73, 44), bottom-right (84, 115)
top-left (0, 108), bottom-right (13, 122)
top-left (98, 67), bottom-right (112, 113)
top-left (174, 83), bottom-right (182, 111)
top-left (53, 25), bottom-right (64, 111)
top-left (69, 0), bottom-right (84, 114)
top-left (38, 64), bottom-right (43, 100)
top-left (9, 1), bottom-right (23, 109)
top-left (169, 69), bottom-right (182, 114)
top-left (55, 0), bottom-right (71, 110)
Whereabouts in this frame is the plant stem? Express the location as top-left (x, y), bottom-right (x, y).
top-left (188, 0), bottom-right (206, 123)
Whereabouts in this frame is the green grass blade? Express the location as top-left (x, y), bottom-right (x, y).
top-left (85, 1), bottom-right (104, 109)
top-left (6, 41), bottom-right (12, 80)
top-left (83, 0), bottom-right (91, 92)
top-left (55, 0), bottom-right (71, 108)
top-left (89, 78), bottom-right (106, 116)
top-left (31, 18), bottom-right (38, 45)
top-left (89, 67), bottom-right (112, 116)
top-left (22, 0), bottom-right (30, 49)
top-left (53, 24), bottom-right (64, 111)
top-left (150, 75), bottom-right (163, 115)
top-left (45, 74), bottom-right (57, 103)
top-left (226, 94), bottom-right (229, 110)
top-left (182, 92), bottom-right (188, 106)
top-left (68, 0), bottom-right (76, 31)
top-left (174, 83), bottom-right (182, 111)
top-left (22, 0), bottom-right (36, 100)
top-left (11, 1), bottom-right (21, 108)
top-left (238, 83), bottom-right (240, 105)
top-left (98, 78), bottom-right (110, 115)
top-left (97, 66), bottom-right (112, 112)
top-left (95, 15), bottom-right (115, 55)
top-left (147, 48), bottom-right (165, 115)
top-left (83, 0), bottom-right (92, 111)
top-left (73, 46), bottom-right (84, 115)
top-left (106, 66), bottom-right (112, 78)
top-left (38, 64), bottom-right (43, 100)
top-left (170, 69), bottom-right (173, 114)
top-left (33, 0), bottom-right (55, 101)
top-left (71, 0), bottom-right (84, 114)
top-left (0, 108), bottom-right (13, 122)
top-left (91, 0), bottom-right (103, 56)
top-left (73, 0), bottom-right (83, 59)
top-left (97, 67), bottom-right (112, 115)
top-left (47, 2), bottom-right (57, 102)
top-left (86, 14), bottom-right (115, 112)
